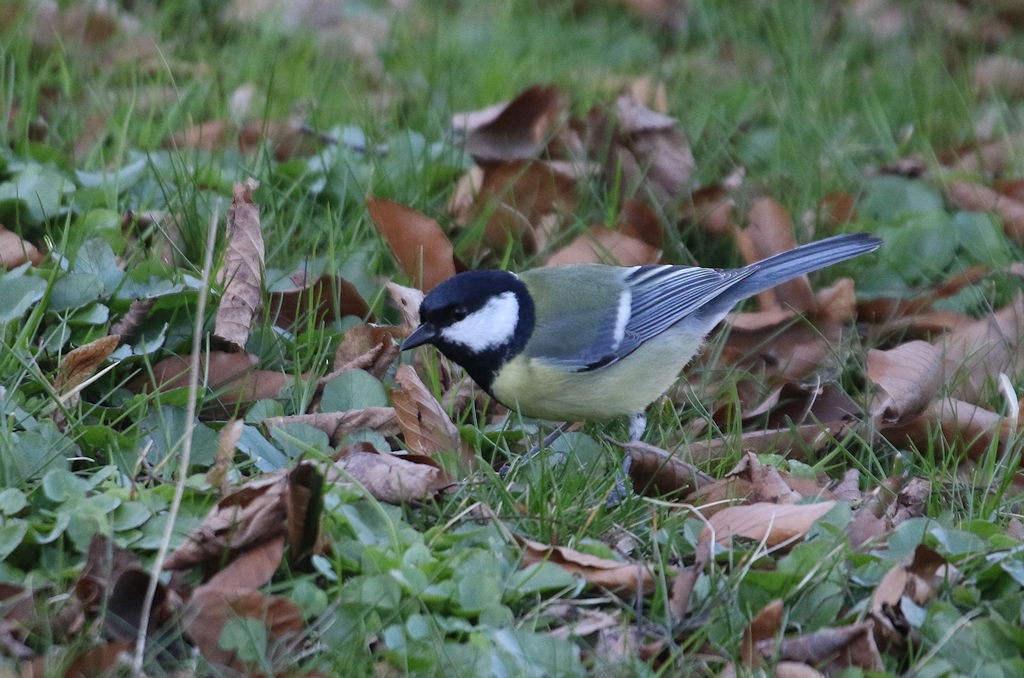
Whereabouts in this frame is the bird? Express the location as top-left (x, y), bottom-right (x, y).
top-left (402, 232), bottom-right (882, 500)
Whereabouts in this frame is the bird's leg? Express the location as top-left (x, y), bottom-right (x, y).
top-left (628, 412), bottom-right (647, 442)
top-left (499, 422), bottom-right (570, 478)
top-left (607, 412), bottom-right (647, 506)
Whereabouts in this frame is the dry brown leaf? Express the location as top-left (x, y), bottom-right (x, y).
top-left (617, 439), bottom-right (714, 497)
top-left (547, 604), bottom-right (621, 640)
top-left (110, 298), bottom-right (155, 340)
top-left (164, 464), bottom-right (319, 570)
top-left (588, 94), bottom-right (695, 216)
top-left (133, 351), bottom-right (290, 416)
top-left (264, 408), bottom-right (400, 446)
top-left (207, 418), bottom-right (243, 494)
top-left (61, 641), bottom-right (134, 678)
top-left (386, 280), bottom-right (425, 330)
top-left (774, 662), bottom-right (825, 678)
top-left (392, 365), bottom-right (472, 469)
top-left (331, 324), bottom-right (401, 378)
top-left (767, 621), bottom-right (884, 673)
top-left (517, 537), bottom-right (655, 596)
top-left (871, 544), bottom-right (948, 647)
top-left (698, 501), bottom-right (836, 561)
top-left (184, 587), bottom-right (303, 673)
top-left (0, 225), bottom-right (42, 268)
top-left (453, 84), bottom-right (567, 161)
top-left (204, 535), bottom-right (285, 594)
top-left (545, 225), bottom-right (661, 266)
top-left (667, 565), bottom-right (701, 621)
top-left (945, 180), bottom-right (1024, 245)
top-left (267, 270), bottom-right (373, 331)
top-left (330, 443), bottom-right (450, 504)
top-left (475, 160), bottom-right (579, 231)
top-left (742, 599), bottom-right (784, 667)
top-left (684, 183), bottom-right (737, 237)
top-left (54, 334), bottom-right (120, 401)
top-left (285, 461), bottom-right (322, 561)
top-left (817, 191), bottom-right (858, 227)
top-left (881, 397), bottom-right (1016, 460)
top-left (974, 54), bottom-right (1024, 97)
top-left (75, 535), bottom-right (177, 643)
top-left (214, 179), bottom-right (265, 351)
top-left (617, 197), bottom-right (664, 250)
top-left (683, 420), bottom-right (855, 472)
top-left (939, 295), bottom-right (1024, 403)
top-left (737, 198), bottom-right (815, 312)
top-left (867, 340), bottom-right (944, 422)
top-left (368, 197), bottom-right (458, 291)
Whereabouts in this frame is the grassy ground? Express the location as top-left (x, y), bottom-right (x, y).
top-left (3, 0), bottom-right (1024, 675)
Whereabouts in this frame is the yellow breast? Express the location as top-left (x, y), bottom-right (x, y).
top-left (489, 327), bottom-right (705, 422)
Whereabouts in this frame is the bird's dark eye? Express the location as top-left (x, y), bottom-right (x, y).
top-left (450, 305), bottom-right (469, 321)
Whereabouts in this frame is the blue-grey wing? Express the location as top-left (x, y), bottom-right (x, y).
top-left (608, 264), bottom-right (758, 362)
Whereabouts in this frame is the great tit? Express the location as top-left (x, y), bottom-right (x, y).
top-left (402, 232), bottom-right (881, 493)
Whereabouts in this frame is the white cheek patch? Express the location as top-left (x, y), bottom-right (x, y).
top-left (440, 291), bottom-right (520, 352)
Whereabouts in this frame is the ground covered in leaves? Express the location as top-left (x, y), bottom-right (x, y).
top-left (3, 0), bottom-right (1024, 676)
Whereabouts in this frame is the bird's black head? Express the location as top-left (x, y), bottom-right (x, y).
top-left (402, 270), bottom-right (535, 392)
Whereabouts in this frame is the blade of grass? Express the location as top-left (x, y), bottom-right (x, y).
top-left (133, 206), bottom-right (220, 669)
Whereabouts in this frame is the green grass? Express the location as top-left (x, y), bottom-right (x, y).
top-left (3, 0), bottom-right (1024, 675)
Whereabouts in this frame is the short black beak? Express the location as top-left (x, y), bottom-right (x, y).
top-left (403, 324), bottom-right (436, 351)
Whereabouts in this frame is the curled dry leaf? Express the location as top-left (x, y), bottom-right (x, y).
top-left (867, 340), bottom-right (944, 422)
top-left (697, 501), bottom-right (836, 562)
top-left (368, 197), bottom-right (457, 291)
top-left (331, 441), bottom-right (450, 504)
top-left (766, 621), bottom-right (883, 673)
top-left (516, 536), bottom-right (655, 596)
top-left (164, 463), bottom-right (321, 570)
top-left (453, 84), bottom-right (567, 161)
top-left (939, 295), bottom-right (1024, 403)
top-left (0, 225), bottom-right (43, 268)
top-left (546, 604), bottom-right (621, 640)
top-left (614, 439), bottom-right (714, 497)
top-left (881, 397), bottom-right (1017, 460)
top-left (386, 280), bottom-right (425, 330)
top-left (109, 298), bottom-right (155, 340)
top-left (870, 545), bottom-right (948, 647)
top-left (214, 179), bottom-right (265, 352)
top-left (587, 94), bottom-right (695, 217)
top-left (54, 334), bottom-right (120, 402)
top-left (206, 418), bottom-right (244, 494)
top-left (331, 324), bottom-right (402, 378)
top-left (545, 226), bottom-right (661, 267)
top-left (264, 408), bottom-right (400, 446)
top-left (267, 270), bottom-right (373, 331)
top-left (392, 365), bottom-right (472, 470)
